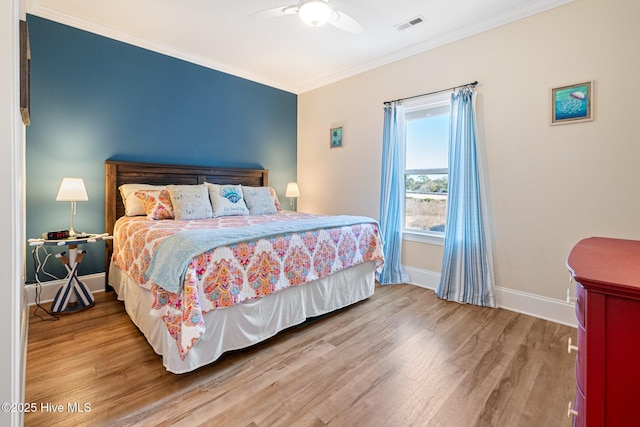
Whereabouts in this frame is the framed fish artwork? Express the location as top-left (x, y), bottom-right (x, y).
top-left (330, 126), bottom-right (344, 149)
top-left (551, 81), bottom-right (593, 125)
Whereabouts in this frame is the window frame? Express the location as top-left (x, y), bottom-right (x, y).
top-left (402, 93), bottom-right (451, 245)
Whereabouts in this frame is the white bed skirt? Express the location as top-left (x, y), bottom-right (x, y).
top-left (109, 261), bottom-right (376, 374)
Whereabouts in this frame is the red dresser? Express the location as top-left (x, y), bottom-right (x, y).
top-left (566, 237), bottom-right (640, 426)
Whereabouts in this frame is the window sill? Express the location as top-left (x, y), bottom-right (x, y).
top-left (402, 231), bottom-right (444, 246)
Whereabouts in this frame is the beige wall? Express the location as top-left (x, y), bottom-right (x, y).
top-left (298, 0), bottom-right (640, 301)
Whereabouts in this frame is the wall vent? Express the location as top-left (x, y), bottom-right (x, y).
top-left (394, 15), bottom-right (426, 31)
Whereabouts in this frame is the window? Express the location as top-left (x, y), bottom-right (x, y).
top-left (403, 93), bottom-right (450, 237)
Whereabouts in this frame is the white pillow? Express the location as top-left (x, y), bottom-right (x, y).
top-left (119, 183), bottom-right (166, 216)
top-left (166, 184), bottom-right (213, 220)
top-left (268, 187), bottom-right (283, 211)
top-left (242, 186), bottom-right (278, 215)
top-left (206, 183), bottom-right (250, 217)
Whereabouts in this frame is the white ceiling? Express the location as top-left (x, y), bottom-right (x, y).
top-left (25, 0), bottom-right (572, 94)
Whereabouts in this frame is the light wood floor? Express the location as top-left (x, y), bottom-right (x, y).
top-left (25, 284), bottom-right (576, 427)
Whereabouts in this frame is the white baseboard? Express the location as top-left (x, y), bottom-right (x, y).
top-left (25, 273), bottom-right (106, 306)
top-left (403, 266), bottom-right (442, 291)
top-left (403, 266), bottom-right (577, 328)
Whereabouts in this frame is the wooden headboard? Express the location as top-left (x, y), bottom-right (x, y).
top-left (104, 160), bottom-right (269, 289)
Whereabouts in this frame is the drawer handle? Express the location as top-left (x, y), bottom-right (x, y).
top-left (568, 337), bottom-right (579, 354)
top-left (567, 401), bottom-right (578, 418)
top-left (566, 287), bottom-right (577, 304)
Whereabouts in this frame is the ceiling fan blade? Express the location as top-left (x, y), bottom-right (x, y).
top-left (328, 9), bottom-right (363, 34)
top-left (249, 5), bottom-right (299, 19)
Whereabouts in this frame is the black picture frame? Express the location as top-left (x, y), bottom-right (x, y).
top-left (20, 20), bottom-right (30, 126)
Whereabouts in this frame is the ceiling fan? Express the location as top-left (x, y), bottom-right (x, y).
top-left (250, 0), bottom-right (363, 34)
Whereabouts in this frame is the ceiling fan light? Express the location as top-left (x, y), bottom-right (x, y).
top-left (298, 1), bottom-right (332, 27)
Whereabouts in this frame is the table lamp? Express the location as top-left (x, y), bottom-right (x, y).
top-left (56, 177), bottom-right (88, 237)
top-left (285, 182), bottom-right (300, 211)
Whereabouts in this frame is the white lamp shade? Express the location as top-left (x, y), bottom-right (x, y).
top-left (56, 177), bottom-right (88, 202)
top-left (298, 0), bottom-right (332, 27)
top-left (285, 182), bottom-right (300, 198)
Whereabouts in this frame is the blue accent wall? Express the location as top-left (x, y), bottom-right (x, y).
top-left (25, 15), bottom-right (297, 281)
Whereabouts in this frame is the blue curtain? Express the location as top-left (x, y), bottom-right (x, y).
top-left (378, 102), bottom-right (409, 284)
top-left (437, 88), bottom-right (496, 307)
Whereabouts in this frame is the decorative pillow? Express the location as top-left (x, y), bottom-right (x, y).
top-left (135, 189), bottom-right (174, 220)
top-left (166, 184), bottom-right (213, 220)
top-left (206, 183), bottom-right (250, 217)
top-left (242, 186), bottom-right (278, 215)
top-left (119, 183), bottom-right (166, 216)
top-left (269, 187), bottom-right (283, 211)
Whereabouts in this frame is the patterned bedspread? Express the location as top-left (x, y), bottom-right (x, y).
top-left (112, 212), bottom-right (384, 359)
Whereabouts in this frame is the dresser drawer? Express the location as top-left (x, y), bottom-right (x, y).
top-left (575, 282), bottom-right (585, 328)
top-left (575, 323), bottom-right (586, 393)
top-left (572, 387), bottom-right (585, 427)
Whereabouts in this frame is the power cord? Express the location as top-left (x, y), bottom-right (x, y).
top-left (31, 245), bottom-right (60, 321)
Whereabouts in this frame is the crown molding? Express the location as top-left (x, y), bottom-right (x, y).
top-left (26, 4), bottom-right (298, 94)
top-left (295, 0), bottom-right (574, 93)
top-left (27, 0), bottom-right (573, 95)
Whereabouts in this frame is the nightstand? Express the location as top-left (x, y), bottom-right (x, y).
top-left (29, 233), bottom-right (112, 314)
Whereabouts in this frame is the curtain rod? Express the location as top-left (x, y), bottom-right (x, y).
top-left (383, 81), bottom-right (478, 105)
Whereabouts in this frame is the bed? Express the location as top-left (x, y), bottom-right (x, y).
top-left (105, 160), bottom-right (384, 373)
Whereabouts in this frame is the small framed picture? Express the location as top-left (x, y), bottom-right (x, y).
top-left (330, 126), bottom-right (343, 149)
top-left (551, 81), bottom-right (593, 125)
top-left (20, 20), bottom-right (30, 126)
